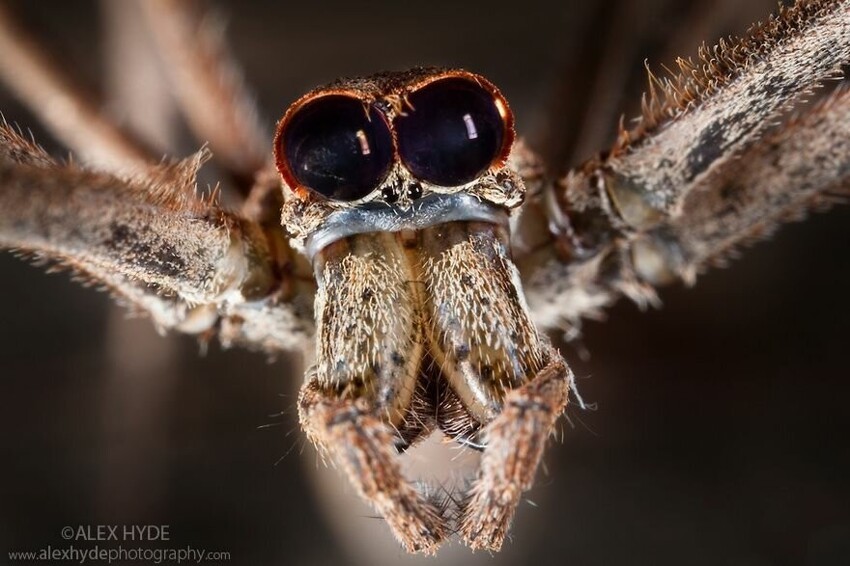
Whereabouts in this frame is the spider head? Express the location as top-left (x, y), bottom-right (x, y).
top-left (273, 67), bottom-right (526, 259)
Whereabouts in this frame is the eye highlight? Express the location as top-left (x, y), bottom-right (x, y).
top-left (395, 76), bottom-right (510, 187)
top-left (277, 95), bottom-right (394, 201)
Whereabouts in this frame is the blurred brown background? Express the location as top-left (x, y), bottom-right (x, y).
top-left (1, 1), bottom-right (849, 565)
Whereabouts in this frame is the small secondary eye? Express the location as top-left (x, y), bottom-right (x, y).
top-left (280, 95), bottom-right (393, 201)
top-left (395, 77), bottom-right (507, 187)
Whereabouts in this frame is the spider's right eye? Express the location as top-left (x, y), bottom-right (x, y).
top-left (394, 76), bottom-right (510, 187)
top-left (278, 95), bottom-right (394, 201)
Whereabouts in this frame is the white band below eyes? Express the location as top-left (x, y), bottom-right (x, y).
top-left (303, 193), bottom-right (509, 261)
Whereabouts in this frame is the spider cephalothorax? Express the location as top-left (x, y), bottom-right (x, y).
top-left (271, 67), bottom-right (571, 553)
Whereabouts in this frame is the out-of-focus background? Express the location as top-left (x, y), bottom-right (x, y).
top-left (1, 1), bottom-right (849, 565)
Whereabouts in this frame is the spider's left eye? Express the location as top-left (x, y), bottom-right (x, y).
top-left (395, 76), bottom-right (511, 187)
top-left (277, 95), bottom-right (394, 201)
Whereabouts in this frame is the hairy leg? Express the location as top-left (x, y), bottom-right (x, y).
top-left (517, 0), bottom-right (850, 333)
top-left (298, 379), bottom-right (448, 554)
top-left (459, 351), bottom-right (570, 551)
top-left (140, 0), bottom-right (269, 198)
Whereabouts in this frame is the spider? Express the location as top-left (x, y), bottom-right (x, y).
top-left (1, 0), bottom-right (849, 561)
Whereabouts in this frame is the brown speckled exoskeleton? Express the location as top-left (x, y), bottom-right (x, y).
top-left (0, 0), bottom-right (848, 556)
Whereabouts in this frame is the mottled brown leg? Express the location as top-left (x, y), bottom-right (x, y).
top-left (298, 379), bottom-right (448, 554)
top-left (459, 352), bottom-right (570, 551)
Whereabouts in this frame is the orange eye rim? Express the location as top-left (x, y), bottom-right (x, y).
top-left (397, 69), bottom-right (516, 174)
top-left (273, 89), bottom-right (394, 201)
top-left (273, 69), bottom-right (516, 200)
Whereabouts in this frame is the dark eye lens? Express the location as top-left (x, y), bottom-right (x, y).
top-left (395, 77), bottom-right (506, 186)
top-left (281, 96), bottom-right (393, 201)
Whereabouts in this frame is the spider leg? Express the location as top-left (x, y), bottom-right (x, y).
top-left (137, 0), bottom-right (309, 296)
top-left (0, 3), bottom-right (155, 172)
top-left (0, 4), bottom-right (316, 352)
top-left (101, 0), bottom-right (180, 154)
top-left (0, 122), bottom-right (313, 352)
top-left (139, 0), bottom-right (271, 203)
top-left (517, 0), bottom-right (850, 332)
top-left (601, 0), bottom-right (850, 222)
top-left (298, 378), bottom-right (449, 555)
top-left (537, 0), bottom-right (775, 170)
top-left (0, 1), bottom-right (282, 219)
top-left (458, 349), bottom-right (570, 551)
top-left (630, 87), bottom-right (850, 286)
top-left (0, 144), bottom-right (271, 303)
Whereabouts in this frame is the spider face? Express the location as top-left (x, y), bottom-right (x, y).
top-left (271, 68), bottom-right (572, 552)
top-left (274, 69), bottom-right (539, 426)
top-left (274, 68), bottom-right (525, 256)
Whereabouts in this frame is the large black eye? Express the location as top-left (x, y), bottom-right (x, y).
top-left (281, 95), bottom-right (394, 201)
top-left (395, 77), bottom-right (506, 186)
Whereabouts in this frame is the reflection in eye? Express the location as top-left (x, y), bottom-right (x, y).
top-left (355, 130), bottom-right (372, 156)
top-left (394, 77), bottom-right (506, 186)
top-left (279, 95), bottom-right (393, 201)
top-left (462, 114), bottom-right (479, 140)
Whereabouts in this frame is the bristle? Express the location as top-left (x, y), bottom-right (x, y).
top-left (618, 0), bottom-right (849, 152)
top-left (0, 119), bottom-right (53, 167)
top-left (130, 148), bottom-right (213, 213)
